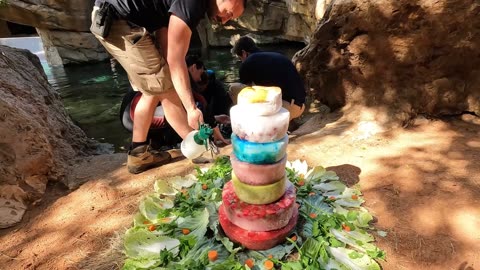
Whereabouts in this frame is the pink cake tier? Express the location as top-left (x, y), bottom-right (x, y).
top-left (219, 204), bottom-right (299, 250)
top-left (222, 180), bottom-right (296, 231)
top-left (230, 154), bottom-right (287, 186)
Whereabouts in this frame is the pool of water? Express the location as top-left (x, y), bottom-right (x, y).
top-left (43, 44), bottom-right (304, 152)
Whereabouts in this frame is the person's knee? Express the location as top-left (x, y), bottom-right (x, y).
top-left (282, 100), bottom-right (304, 121)
top-left (289, 104), bottom-right (305, 120)
top-left (157, 89), bottom-right (181, 105)
top-left (138, 93), bottom-right (161, 107)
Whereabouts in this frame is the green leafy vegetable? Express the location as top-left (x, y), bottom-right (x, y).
top-left (122, 158), bottom-right (386, 269)
top-left (124, 229), bottom-right (180, 259)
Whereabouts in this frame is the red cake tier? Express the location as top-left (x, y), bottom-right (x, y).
top-left (222, 180), bottom-right (296, 231)
top-left (219, 204), bottom-right (298, 250)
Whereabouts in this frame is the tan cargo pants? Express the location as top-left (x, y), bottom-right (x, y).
top-left (91, 7), bottom-right (174, 96)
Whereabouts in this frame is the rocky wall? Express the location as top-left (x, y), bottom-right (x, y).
top-left (0, 46), bottom-right (93, 228)
top-left (294, 0), bottom-right (480, 125)
top-left (0, 0), bottom-right (324, 64)
top-left (0, 0), bottom-right (109, 65)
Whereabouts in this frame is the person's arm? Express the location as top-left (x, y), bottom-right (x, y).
top-left (163, 15), bottom-right (203, 129)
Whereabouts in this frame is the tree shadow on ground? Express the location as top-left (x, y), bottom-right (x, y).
top-left (362, 117), bottom-right (480, 269)
top-left (291, 0), bottom-right (480, 268)
top-left (0, 151), bottom-right (200, 269)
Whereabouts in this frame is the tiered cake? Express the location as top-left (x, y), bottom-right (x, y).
top-left (219, 86), bottom-right (298, 250)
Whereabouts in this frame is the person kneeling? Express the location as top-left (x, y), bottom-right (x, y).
top-left (229, 35), bottom-right (306, 123)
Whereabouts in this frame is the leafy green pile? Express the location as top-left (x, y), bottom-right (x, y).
top-left (123, 156), bottom-right (386, 270)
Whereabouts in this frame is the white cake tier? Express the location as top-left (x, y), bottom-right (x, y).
top-left (230, 105), bottom-right (290, 143)
top-left (236, 86), bottom-right (282, 116)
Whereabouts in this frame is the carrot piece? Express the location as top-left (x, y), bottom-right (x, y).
top-left (328, 196), bottom-right (336, 200)
top-left (264, 260), bottom-right (274, 270)
top-left (267, 254), bottom-right (273, 259)
top-left (182, 228), bottom-right (190, 235)
top-left (208, 250), bottom-right (218, 261)
top-left (297, 180), bottom-right (305, 186)
top-left (342, 224), bottom-right (351, 232)
top-left (308, 192), bottom-right (316, 196)
top-left (148, 225), bottom-right (156, 231)
top-left (202, 184), bottom-right (208, 190)
top-left (309, 213), bottom-right (317, 218)
top-left (160, 217), bottom-right (171, 223)
top-left (290, 235), bottom-right (297, 241)
top-left (351, 194), bottom-right (358, 200)
top-left (143, 220), bottom-right (150, 225)
top-left (245, 258), bottom-right (254, 268)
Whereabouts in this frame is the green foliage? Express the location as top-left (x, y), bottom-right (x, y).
top-left (122, 158), bottom-right (386, 269)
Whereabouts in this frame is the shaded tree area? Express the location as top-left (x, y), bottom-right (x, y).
top-left (294, 0), bottom-right (480, 127)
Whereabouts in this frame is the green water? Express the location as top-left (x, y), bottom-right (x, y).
top-left (45, 45), bottom-right (304, 152)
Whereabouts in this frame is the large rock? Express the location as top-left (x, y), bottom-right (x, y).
top-left (211, 0), bottom-right (319, 45)
top-left (0, 0), bottom-right (321, 62)
top-left (0, 0), bottom-right (109, 65)
top-left (0, 45), bottom-right (93, 228)
top-left (37, 28), bottom-right (109, 66)
top-left (294, 0), bottom-right (480, 125)
top-left (0, 20), bottom-right (10, 37)
top-left (0, 0), bottom-right (93, 31)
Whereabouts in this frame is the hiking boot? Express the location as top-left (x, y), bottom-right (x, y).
top-left (127, 145), bottom-right (171, 174)
top-left (191, 156), bottom-right (213, 164)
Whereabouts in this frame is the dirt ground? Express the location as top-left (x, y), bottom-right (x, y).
top-left (0, 112), bottom-right (479, 270)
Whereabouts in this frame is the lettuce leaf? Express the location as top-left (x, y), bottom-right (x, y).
top-left (167, 175), bottom-right (196, 190)
top-left (305, 165), bottom-right (327, 183)
top-left (139, 195), bottom-right (174, 223)
top-left (176, 208), bottom-right (209, 241)
top-left (124, 229), bottom-right (180, 259)
top-left (327, 247), bottom-right (381, 270)
top-left (153, 180), bottom-right (178, 196)
top-left (313, 180), bottom-right (346, 193)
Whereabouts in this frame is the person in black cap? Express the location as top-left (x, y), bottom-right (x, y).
top-left (229, 35), bottom-right (307, 121)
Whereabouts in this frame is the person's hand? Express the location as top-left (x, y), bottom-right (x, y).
top-left (187, 107), bottom-right (204, 130)
top-left (213, 126), bottom-right (231, 145)
top-left (214, 114), bottom-right (230, 125)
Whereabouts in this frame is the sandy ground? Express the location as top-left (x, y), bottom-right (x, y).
top-left (0, 112), bottom-right (479, 270)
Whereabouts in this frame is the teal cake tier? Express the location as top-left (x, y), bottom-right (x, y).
top-left (231, 133), bottom-right (288, 164)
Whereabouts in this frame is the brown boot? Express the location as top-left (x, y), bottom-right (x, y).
top-left (127, 145), bottom-right (171, 174)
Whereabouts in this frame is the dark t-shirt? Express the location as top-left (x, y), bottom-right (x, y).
top-left (191, 70), bottom-right (232, 127)
top-left (239, 51), bottom-right (306, 105)
top-left (101, 0), bottom-right (208, 32)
